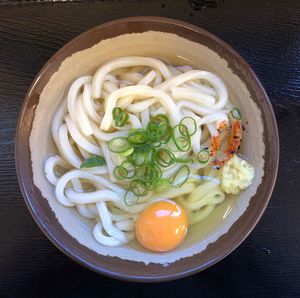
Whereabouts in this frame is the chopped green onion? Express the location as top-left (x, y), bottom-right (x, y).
top-left (113, 161), bottom-right (135, 179)
top-left (159, 125), bottom-right (172, 144)
top-left (231, 107), bottom-right (242, 120)
top-left (172, 135), bottom-right (191, 152)
top-left (124, 190), bottom-right (138, 206)
top-left (155, 148), bottom-right (175, 167)
top-left (136, 164), bottom-right (161, 184)
top-left (129, 144), bottom-right (151, 166)
top-left (148, 147), bottom-right (158, 166)
top-left (197, 148), bottom-right (210, 164)
top-left (119, 146), bottom-right (134, 157)
top-left (154, 178), bottom-right (172, 192)
top-left (128, 129), bottom-right (148, 145)
top-left (108, 137), bottom-right (132, 153)
top-left (180, 116), bottom-right (197, 136)
top-left (172, 124), bottom-right (192, 152)
top-left (175, 157), bottom-right (193, 163)
top-left (108, 114), bottom-right (200, 201)
top-left (176, 123), bottom-right (189, 137)
top-left (151, 114), bottom-right (170, 125)
top-left (148, 114), bottom-right (170, 130)
top-left (172, 165), bottom-right (190, 188)
top-left (154, 163), bottom-right (162, 179)
top-left (115, 113), bottom-right (129, 127)
top-left (113, 166), bottom-right (128, 180)
top-left (130, 179), bottom-right (148, 196)
top-left (122, 161), bottom-right (135, 178)
top-left (80, 156), bottom-right (106, 168)
top-left (113, 107), bottom-right (129, 127)
top-left (113, 107), bottom-right (122, 119)
top-left (152, 141), bottom-right (162, 148)
top-left (146, 114), bottom-right (172, 143)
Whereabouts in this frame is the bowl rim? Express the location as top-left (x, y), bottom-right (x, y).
top-left (15, 16), bottom-right (279, 282)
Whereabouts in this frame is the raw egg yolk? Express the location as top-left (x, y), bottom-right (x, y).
top-left (135, 200), bottom-right (188, 252)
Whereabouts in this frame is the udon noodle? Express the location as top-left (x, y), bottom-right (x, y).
top-left (44, 56), bottom-right (244, 248)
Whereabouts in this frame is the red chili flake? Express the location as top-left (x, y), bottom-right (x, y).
top-left (217, 120), bottom-right (229, 132)
top-left (209, 135), bottom-right (221, 156)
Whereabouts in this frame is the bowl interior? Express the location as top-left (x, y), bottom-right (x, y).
top-left (16, 17), bottom-right (279, 281)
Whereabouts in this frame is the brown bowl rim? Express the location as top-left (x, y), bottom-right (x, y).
top-left (15, 16), bottom-right (279, 282)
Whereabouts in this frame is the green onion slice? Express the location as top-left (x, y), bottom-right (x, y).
top-left (119, 147), bottom-right (134, 157)
top-left (172, 137), bottom-right (191, 153)
top-left (112, 107), bottom-right (129, 127)
top-left (154, 178), bottom-right (172, 192)
top-left (172, 165), bottom-right (190, 188)
top-left (197, 148), bottom-right (210, 164)
top-left (130, 179), bottom-right (148, 196)
top-left (146, 114), bottom-right (172, 143)
top-left (180, 116), bottom-right (197, 136)
top-left (136, 164), bottom-right (161, 184)
top-left (159, 125), bottom-right (172, 144)
top-left (152, 141), bottom-right (162, 148)
top-left (124, 190), bottom-right (138, 206)
top-left (121, 161), bottom-right (135, 177)
top-left (152, 114), bottom-right (169, 124)
top-left (80, 155), bottom-right (106, 168)
top-left (172, 124), bottom-right (192, 152)
top-left (129, 144), bottom-right (151, 166)
top-left (175, 123), bottom-right (189, 137)
top-left (113, 161), bottom-right (135, 180)
top-left (113, 166), bottom-right (128, 180)
top-left (113, 107), bottom-right (122, 119)
top-left (175, 157), bottom-right (193, 163)
top-left (155, 148), bottom-right (175, 167)
top-left (128, 129), bottom-right (148, 145)
top-left (231, 107), bottom-right (242, 120)
top-left (115, 113), bottom-right (129, 127)
top-left (110, 114), bottom-right (204, 200)
top-left (108, 137), bottom-right (132, 153)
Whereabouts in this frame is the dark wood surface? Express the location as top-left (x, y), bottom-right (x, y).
top-left (0, 0), bottom-right (299, 297)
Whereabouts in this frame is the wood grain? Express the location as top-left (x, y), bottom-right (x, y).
top-left (0, 0), bottom-right (299, 297)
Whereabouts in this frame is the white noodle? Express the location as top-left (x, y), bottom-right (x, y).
top-left (156, 70), bottom-right (228, 110)
top-left (141, 108), bottom-right (150, 127)
top-left (68, 76), bottom-right (92, 124)
top-left (45, 56), bottom-right (233, 247)
top-left (138, 70), bottom-right (157, 85)
top-left (92, 56), bottom-right (171, 98)
top-left (83, 83), bottom-right (102, 124)
top-left (58, 124), bottom-right (82, 169)
top-left (76, 94), bottom-right (93, 136)
top-left (101, 85), bottom-right (181, 130)
top-left (171, 87), bottom-right (216, 106)
top-left (65, 115), bottom-right (101, 155)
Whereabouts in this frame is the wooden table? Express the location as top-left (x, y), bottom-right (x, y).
top-left (0, 0), bottom-right (299, 297)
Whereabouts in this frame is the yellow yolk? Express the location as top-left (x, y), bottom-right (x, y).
top-left (135, 200), bottom-right (188, 252)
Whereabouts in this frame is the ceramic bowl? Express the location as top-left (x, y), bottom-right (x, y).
top-left (15, 17), bottom-right (279, 282)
